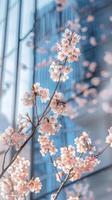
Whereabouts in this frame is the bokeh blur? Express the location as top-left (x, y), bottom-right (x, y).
top-left (0, 0), bottom-right (112, 199)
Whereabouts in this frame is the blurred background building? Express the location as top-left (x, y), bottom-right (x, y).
top-left (0, 0), bottom-right (112, 199)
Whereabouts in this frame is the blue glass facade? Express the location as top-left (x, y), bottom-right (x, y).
top-left (31, 0), bottom-right (112, 199)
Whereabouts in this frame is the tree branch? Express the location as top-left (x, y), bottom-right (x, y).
top-left (2, 148), bottom-right (10, 172)
top-left (52, 169), bottom-right (72, 200)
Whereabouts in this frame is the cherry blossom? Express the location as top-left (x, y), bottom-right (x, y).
top-left (54, 134), bottom-right (99, 182)
top-left (109, 16), bottom-right (112, 22)
top-left (0, 127), bottom-right (27, 150)
top-left (89, 62), bottom-right (97, 72)
top-left (102, 102), bottom-right (112, 114)
top-left (91, 77), bottom-right (100, 86)
top-left (83, 156), bottom-right (100, 172)
top-left (28, 177), bottom-right (42, 193)
top-left (67, 20), bottom-right (81, 32)
top-left (106, 127), bottom-right (112, 147)
top-left (50, 92), bottom-right (68, 115)
top-left (22, 83), bottom-right (50, 106)
top-left (75, 97), bottom-right (87, 107)
top-left (33, 82), bottom-right (50, 103)
top-left (38, 135), bottom-right (57, 156)
top-left (74, 132), bottom-right (94, 154)
top-left (57, 29), bottom-right (80, 62)
top-left (22, 91), bottom-right (34, 106)
top-left (49, 61), bottom-right (72, 82)
top-left (54, 145), bottom-right (76, 173)
top-left (101, 70), bottom-right (110, 78)
top-left (75, 83), bottom-right (89, 93)
top-left (104, 51), bottom-right (112, 65)
top-left (83, 88), bottom-right (97, 98)
top-left (39, 115), bottom-right (61, 135)
top-left (17, 113), bottom-right (30, 130)
top-left (83, 60), bottom-right (90, 67)
top-left (56, 171), bottom-right (64, 182)
top-left (89, 37), bottom-right (97, 46)
top-left (87, 15), bottom-right (95, 22)
top-left (0, 156), bottom-right (42, 200)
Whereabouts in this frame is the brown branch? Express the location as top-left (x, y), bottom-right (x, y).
top-left (34, 95), bottom-right (39, 121)
top-left (49, 153), bottom-right (62, 183)
top-left (26, 113), bottom-right (36, 128)
top-left (95, 144), bottom-right (109, 158)
top-left (52, 169), bottom-right (72, 200)
top-left (0, 126), bottom-right (37, 178)
top-left (2, 148), bottom-right (10, 172)
top-left (39, 76), bottom-right (61, 122)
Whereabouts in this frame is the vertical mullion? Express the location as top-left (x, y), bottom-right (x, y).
top-left (12, 0), bottom-right (22, 128)
top-left (10, 0), bottom-right (22, 160)
top-left (30, 0), bottom-right (37, 199)
top-left (0, 0), bottom-right (10, 107)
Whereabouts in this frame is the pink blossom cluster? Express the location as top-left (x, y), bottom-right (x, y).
top-left (22, 82), bottom-right (50, 106)
top-left (87, 15), bottom-right (95, 23)
top-left (37, 29), bottom-right (81, 158)
top-left (54, 133), bottom-right (99, 182)
top-left (50, 92), bottom-right (68, 115)
top-left (33, 82), bottom-right (50, 102)
top-left (57, 29), bottom-right (80, 62)
top-left (39, 115), bottom-right (61, 135)
top-left (104, 51), bottom-right (112, 65)
top-left (0, 127), bottom-right (27, 150)
top-left (38, 135), bottom-right (57, 156)
top-left (28, 177), bottom-right (42, 193)
top-left (38, 115), bottom-right (62, 156)
top-left (0, 156), bottom-right (42, 200)
top-left (74, 132), bottom-right (95, 154)
top-left (49, 61), bottom-right (72, 82)
top-left (17, 113), bottom-right (30, 130)
top-left (22, 91), bottom-right (34, 106)
top-left (106, 127), bottom-right (112, 147)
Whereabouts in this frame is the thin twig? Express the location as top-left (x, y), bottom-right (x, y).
top-left (42, 107), bottom-right (51, 118)
top-left (34, 95), bottom-right (39, 122)
top-left (39, 76), bottom-right (61, 122)
top-left (49, 153), bottom-right (62, 183)
top-left (95, 144), bottom-right (109, 158)
top-left (26, 113), bottom-right (36, 128)
top-left (53, 169), bottom-right (72, 200)
top-left (2, 148), bottom-right (10, 172)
